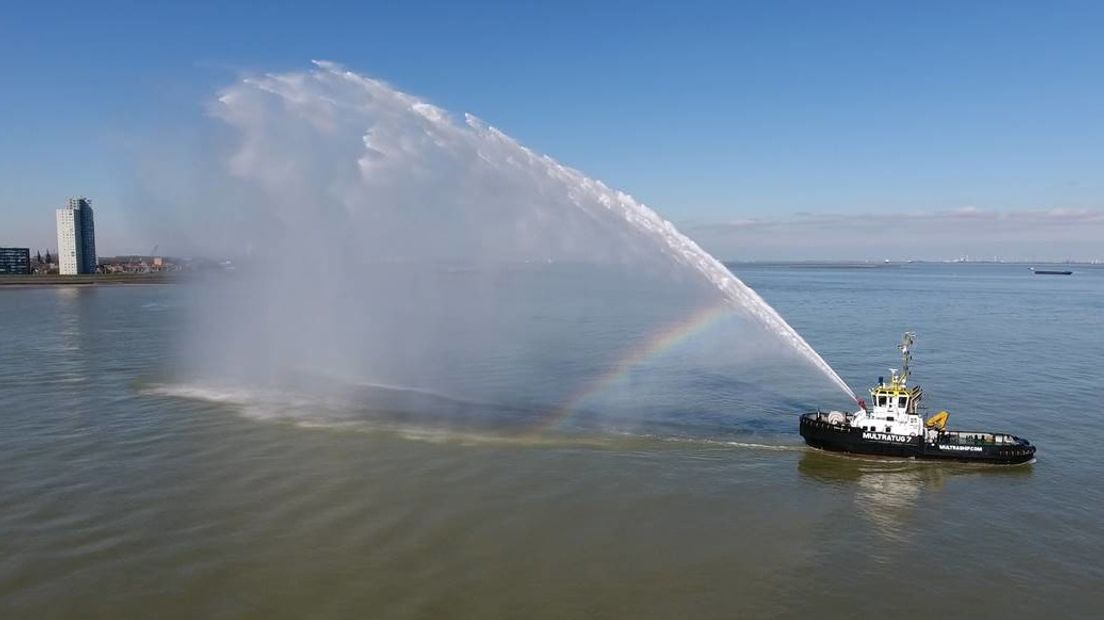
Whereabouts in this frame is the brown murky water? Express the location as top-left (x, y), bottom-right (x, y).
top-left (2, 265), bottom-right (1102, 618)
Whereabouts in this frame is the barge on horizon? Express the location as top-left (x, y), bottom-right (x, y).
top-left (799, 333), bottom-right (1035, 465)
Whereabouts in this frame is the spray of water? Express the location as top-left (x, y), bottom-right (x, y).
top-left (191, 61), bottom-right (855, 403)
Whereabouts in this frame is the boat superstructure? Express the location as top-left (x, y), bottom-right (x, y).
top-left (799, 333), bottom-right (1035, 464)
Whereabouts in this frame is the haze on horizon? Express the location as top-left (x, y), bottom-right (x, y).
top-left (1, 2), bottom-right (1101, 261)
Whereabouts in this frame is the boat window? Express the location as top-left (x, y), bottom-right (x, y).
top-left (885, 426), bottom-right (891, 433)
top-left (877, 396), bottom-right (887, 407)
top-left (898, 396), bottom-right (908, 408)
top-left (886, 417), bottom-right (894, 422)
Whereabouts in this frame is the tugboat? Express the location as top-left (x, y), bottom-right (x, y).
top-left (800, 333), bottom-right (1036, 464)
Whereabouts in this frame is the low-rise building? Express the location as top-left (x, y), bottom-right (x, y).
top-left (0, 248), bottom-right (31, 274)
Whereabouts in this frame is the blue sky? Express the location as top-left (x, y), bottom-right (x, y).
top-left (1, 1), bottom-right (1102, 259)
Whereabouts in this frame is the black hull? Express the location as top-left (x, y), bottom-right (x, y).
top-left (800, 413), bottom-right (1035, 465)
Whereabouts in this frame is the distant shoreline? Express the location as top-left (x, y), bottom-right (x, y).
top-left (724, 260), bottom-right (1103, 269)
top-left (0, 273), bottom-right (181, 287)
top-left (1, 262), bottom-right (1099, 288)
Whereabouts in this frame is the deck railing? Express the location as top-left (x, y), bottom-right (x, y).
top-left (937, 431), bottom-right (1021, 446)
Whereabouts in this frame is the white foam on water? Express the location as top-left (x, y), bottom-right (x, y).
top-left (142, 383), bottom-right (258, 405)
top-left (142, 382), bottom-right (332, 422)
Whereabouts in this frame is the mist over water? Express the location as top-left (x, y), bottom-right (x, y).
top-left (180, 61), bottom-right (853, 427)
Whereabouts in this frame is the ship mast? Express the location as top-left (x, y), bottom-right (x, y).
top-left (896, 331), bottom-right (916, 385)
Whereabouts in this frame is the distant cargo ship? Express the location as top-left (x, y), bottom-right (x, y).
top-left (800, 333), bottom-right (1036, 465)
top-left (1030, 268), bottom-right (1073, 275)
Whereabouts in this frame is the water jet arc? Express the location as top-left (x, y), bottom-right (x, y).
top-left (213, 62), bottom-right (857, 403)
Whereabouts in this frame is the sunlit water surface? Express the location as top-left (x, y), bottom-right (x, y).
top-left (1, 263), bottom-right (1102, 618)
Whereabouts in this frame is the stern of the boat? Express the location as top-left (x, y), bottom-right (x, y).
top-left (799, 411), bottom-right (854, 447)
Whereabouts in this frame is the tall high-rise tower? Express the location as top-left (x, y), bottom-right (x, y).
top-left (56, 197), bottom-right (97, 275)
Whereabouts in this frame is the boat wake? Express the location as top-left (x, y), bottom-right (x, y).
top-left (141, 380), bottom-right (803, 453)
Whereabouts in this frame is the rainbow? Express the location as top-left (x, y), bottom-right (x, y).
top-left (530, 303), bottom-right (735, 433)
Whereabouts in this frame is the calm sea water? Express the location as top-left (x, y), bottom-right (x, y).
top-left (2, 263), bottom-right (1102, 618)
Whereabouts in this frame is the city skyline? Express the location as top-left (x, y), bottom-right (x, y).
top-left (1, 2), bottom-right (1102, 260)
